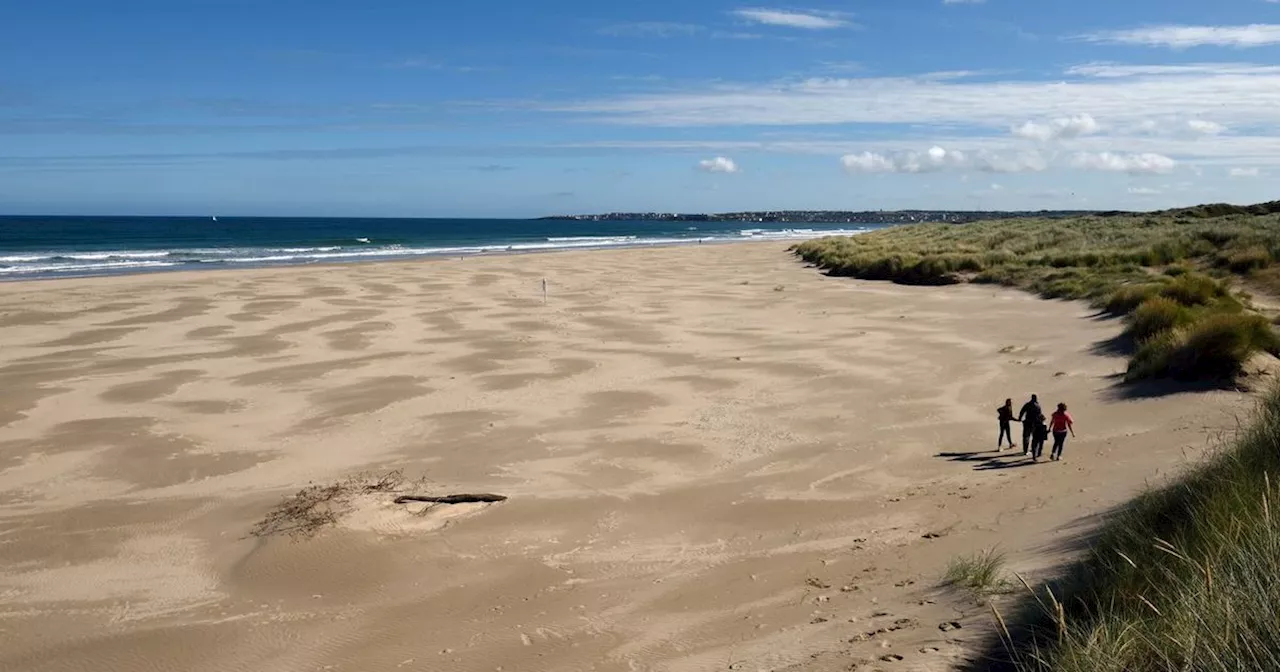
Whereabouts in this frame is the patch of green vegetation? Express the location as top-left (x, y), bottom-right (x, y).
top-left (793, 207), bottom-right (1280, 380)
top-left (945, 548), bottom-right (1012, 595)
top-left (1105, 283), bottom-right (1165, 316)
top-left (1126, 312), bottom-right (1280, 382)
top-left (1001, 385), bottom-right (1280, 672)
top-left (1124, 297), bottom-right (1193, 342)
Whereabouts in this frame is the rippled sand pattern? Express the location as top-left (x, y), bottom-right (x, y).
top-left (0, 244), bottom-right (1255, 672)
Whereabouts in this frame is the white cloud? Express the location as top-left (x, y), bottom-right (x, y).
top-left (840, 146), bottom-right (1046, 174)
top-left (841, 152), bottom-right (901, 173)
top-left (731, 8), bottom-right (850, 29)
top-left (1125, 117), bottom-right (1228, 138)
top-left (1070, 152), bottom-right (1177, 174)
top-left (1128, 187), bottom-right (1164, 195)
top-left (1230, 167), bottom-right (1261, 177)
top-left (1187, 119), bottom-right (1226, 135)
top-left (1078, 24), bottom-right (1280, 49)
top-left (1067, 62), bottom-right (1280, 78)
top-left (1011, 114), bottom-right (1100, 141)
top-left (697, 156), bottom-right (740, 173)
top-left (841, 146), bottom-right (961, 173)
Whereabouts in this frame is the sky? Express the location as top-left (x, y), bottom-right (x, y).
top-left (3, 1), bottom-right (1280, 217)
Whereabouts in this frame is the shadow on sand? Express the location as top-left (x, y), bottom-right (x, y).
top-left (1089, 332), bottom-right (1248, 400)
top-left (937, 450), bottom-right (1040, 471)
top-left (1089, 332), bottom-right (1134, 358)
top-left (1102, 375), bottom-right (1241, 401)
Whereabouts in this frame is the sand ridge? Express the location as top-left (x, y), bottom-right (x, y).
top-left (0, 243), bottom-right (1256, 671)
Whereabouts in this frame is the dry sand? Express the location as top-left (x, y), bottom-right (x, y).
top-left (0, 243), bottom-right (1257, 672)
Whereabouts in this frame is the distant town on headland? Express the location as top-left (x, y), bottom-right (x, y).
top-left (540, 201), bottom-right (1280, 224)
top-left (539, 209), bottom-right (1097, 224)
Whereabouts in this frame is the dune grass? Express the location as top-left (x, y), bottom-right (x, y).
top-left (793, 206), bottom-right (1280, 380)
top-left (945, 548), bottom-right (1013, 596)
top-left (991, 384), bottom-right (1280, 672)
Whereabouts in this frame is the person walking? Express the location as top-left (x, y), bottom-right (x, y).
top-left (996, 399), bottom-right (1017, 451)
top-left (1018, 394), bottom-right (1043, 455)
top-left (1031, 419), bottom-right (1050, 462)
top-left (1049, 403), bottom-right (1075, 462)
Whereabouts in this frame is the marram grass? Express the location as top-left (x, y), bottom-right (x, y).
top-left (993, 384), bottom-right (1280, 672)
top-left (793, 207), bottom-right (1280, 381)
top-left (945, 548), bottom-right (1013, 596)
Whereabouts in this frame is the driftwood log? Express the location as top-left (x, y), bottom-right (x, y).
top-left (394, 494), bottom-right (508, 505)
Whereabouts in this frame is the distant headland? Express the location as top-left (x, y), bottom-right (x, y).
top-left (538, 209), bottom-right (1099, 224)
top-left (540, 201), bottom-right (1280, 224)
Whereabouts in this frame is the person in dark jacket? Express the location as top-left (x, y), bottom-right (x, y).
top-left (1031, 420), bottom-right (1050, 461)
top-left (1018, 395), bottom-right (1042, 455)
top-left (996, 398), bottom-right (1017, 450)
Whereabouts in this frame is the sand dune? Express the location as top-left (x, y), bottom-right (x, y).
top-left (0, 243), bottom-right (1255, 671)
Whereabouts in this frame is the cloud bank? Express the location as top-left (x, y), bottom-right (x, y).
top-left (1078, 24), bottom-right (1280, 49)
top-left (1069, 152), bottom-right (1176, 174)
top-left (840, 146), bottom-right (1047, 174)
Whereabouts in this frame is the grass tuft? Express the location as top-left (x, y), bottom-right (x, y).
top-left (1218, 245), bottom-right (1273, 274)
top-left (945, 548), bottom-right (1012, 595)
top-left (1124, 296), bottom-right (1194, 343)
top-left (1158, 272), bottom-right (1229, 307)
top-left (1104, 283), bottom-right (1165, 316)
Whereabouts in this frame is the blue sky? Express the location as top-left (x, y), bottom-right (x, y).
top-left (3, 1), bottom-right (1280, 217)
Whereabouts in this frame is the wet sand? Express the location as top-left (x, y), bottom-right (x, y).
top-left (0, 243), bottom-right (1255, 671)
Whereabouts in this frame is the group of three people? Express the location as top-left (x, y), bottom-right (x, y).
top-left (996, 394), bottom-right (1074, 462)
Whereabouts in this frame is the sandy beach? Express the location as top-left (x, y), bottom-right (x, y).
top-left (0, 242), bottom-right (1256, 672)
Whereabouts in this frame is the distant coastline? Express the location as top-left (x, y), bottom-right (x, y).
top-left (539, 209), bottom-right (1101, 224)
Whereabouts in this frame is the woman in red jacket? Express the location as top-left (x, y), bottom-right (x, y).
top-left (1049, 403), bottom-right (1075, 462)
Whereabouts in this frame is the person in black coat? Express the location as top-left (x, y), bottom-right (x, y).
top-left (996, 398), bottom-right (1017, 451)
top-left (1017, 394), bottom-right (1043, 455)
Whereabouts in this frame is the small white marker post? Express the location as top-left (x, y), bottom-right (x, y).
top-left (542, 278), bottom-right (548, 304)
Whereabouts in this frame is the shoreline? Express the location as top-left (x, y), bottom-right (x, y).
top-left (0, 238), bottom-right (786, 290)
top-left (0, 234), bottom-right (842, 285)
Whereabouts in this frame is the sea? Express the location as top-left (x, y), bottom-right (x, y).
top-left (0, 216), bottom-right (886, 280)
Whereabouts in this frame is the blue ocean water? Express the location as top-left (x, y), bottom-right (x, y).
top-left (0, 216), bottom-right (885, 280)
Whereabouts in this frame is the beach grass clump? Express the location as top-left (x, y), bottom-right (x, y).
top-left (1002, 385), bottom-right (1280, 672)
top-left (1218, 245), bottom-right (1273, 274)
top-left (1103, 283), bottom-right (1167, 316)
top-left (944, 548), bottom-right (1012, 595)
top-left (1126, 313), bottom-right (1279, 381)
top-left (1158, 272), bottom-right (1232, 308)
top-left (1124, 296), bottom-right (1194, 342)
top-left (793, 205), bottom-right (1280, 382)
